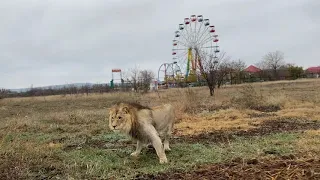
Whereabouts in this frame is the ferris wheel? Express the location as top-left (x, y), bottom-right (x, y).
top-left (172, 15), bottom-right (220, 82)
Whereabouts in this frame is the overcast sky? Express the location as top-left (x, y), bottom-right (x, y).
top-left (1, 0), bottom-right (319, 89)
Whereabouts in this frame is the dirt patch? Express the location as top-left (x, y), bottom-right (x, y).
top-left (135, 156), bottom-right (320, 180)
top-left (62, 118), bottom-right (320, 151)
top-left (173, 118), bottom-right (320, 144)
top-left (0, 153), bottom-right (64, 180)
top-left (172, 131), bottom-right (234, 144)
top-left (0, 154), bottom-right (28, 180)
top-left (251, 104), bottom-right (281, 112)
top-left (248, 112), bottom-right (277, 118)
top-left (235, 118), bottom-right (320, 136)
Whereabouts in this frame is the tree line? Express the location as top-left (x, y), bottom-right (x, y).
top-left (0, 67), bottom-right (156, 99)
top-left (0, 50), bottom-right (316, 99)
top-left (190, 50), bottom-right (310, 96)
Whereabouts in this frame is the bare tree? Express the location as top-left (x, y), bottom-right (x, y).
top-left (138, 69), bottom-right (155, 93)
top-left (196, 50), bottom-right (231, 96)
top-left (92, 84), bottom-right (104, 94)
top-left (81, 84), bottom-right (90, 95)
top-left (258, 50), bottom-right (285, 79)
top-left (0, 89), bottom-right (10, 99)
top-left (213, 58), bottom-right (246, 88)
top-left (229, 59), bottom-right (247, 84)
top-left (104, 83), bottom-right (111, 93)
top-left (126, 66), bottom-right (140, 92)
top-left (230, 59), bottom-right (246, 72)
top-left (216, 60), bottom-right (232, 88)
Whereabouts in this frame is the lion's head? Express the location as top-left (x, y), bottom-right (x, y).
top-left (108, 103), bottom-right (132, 133)
top-left (108, 102), bottom-right (151, 136)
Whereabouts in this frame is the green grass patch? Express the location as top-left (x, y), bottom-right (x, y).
top-left (91, 132), bottom-right (129, 143)
top-left (1, 132), bottom-right (53, 145)
top-left (1, 129), bottom-right (300, 180)
top-left (59, 132), bottom-right (299, 179)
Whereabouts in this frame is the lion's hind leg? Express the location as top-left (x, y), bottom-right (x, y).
top-left (163, 132), bottom-right (171, 151)
top-left (163, 123), bottom-right (173, 151)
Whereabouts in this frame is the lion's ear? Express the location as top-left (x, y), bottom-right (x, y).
top-left (122, 106), bottom-right (129, 114)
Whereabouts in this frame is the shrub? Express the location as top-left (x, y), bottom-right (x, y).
top-left (231, 84), bottom-right (282, 112)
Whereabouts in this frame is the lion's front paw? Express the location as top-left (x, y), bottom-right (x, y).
top-left (159, 157), bottom-right (168, 164)
top-left (130, 151), bottom-right (140, 157)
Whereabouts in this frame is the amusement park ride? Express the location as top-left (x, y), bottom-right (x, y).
top-left (158, 15), bottom-right (220, 87)
top-left (110, 68), bottom-right (123, 89)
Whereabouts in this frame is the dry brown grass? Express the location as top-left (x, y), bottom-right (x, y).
top-left (0, 78), bottom-right (320, 178)
top-left (174, 108), bottom-right (256, 135)
top-left (296, 130), bottom-right (320, 158)
top-left (171, 79), bottom-right (320, 134)
top-left (1, 79), bottom-right (320, 135)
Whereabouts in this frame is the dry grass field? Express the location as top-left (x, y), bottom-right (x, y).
top-left (1, 79), bottom-right (320, 179)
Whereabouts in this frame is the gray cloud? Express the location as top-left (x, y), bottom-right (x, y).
top-left (0, 0), bottom-right (319, 89)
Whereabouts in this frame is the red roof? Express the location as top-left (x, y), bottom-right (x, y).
top-left (306, 66), bottom-right (320, 73)
top-left (244, 65), bottom-right (261, 73)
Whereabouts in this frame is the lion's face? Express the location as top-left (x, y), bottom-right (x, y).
top-left (108, 105), bottom-right (131, 132)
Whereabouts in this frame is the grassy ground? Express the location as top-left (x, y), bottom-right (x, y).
top-left (0, 78), bottom-right (320, 179)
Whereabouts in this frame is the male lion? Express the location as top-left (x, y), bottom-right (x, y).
top-left (108, 102), bottom-right (175, 164)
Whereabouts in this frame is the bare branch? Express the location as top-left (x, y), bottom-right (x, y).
top-left (258, 50), bottom-right (286, 79)
top-left (259, 51), bottom-right (285, 70)
top-left (126, 65), bottom-right (140, 92)
top-left (138, 69), bottom-right (155, 93)
top-left (195, 49), bottom-right (231, 96)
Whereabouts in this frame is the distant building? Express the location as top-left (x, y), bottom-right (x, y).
top-left (306, 66), bottom-right (320, 78)
top-left (150, 80), bottom-right (158, 91)
top-left (243, 65), bottom-right (263, 82)
top-left (244, 65), bottom-right (262, 74)
top-left (243, 65), bottom-right (291, 81)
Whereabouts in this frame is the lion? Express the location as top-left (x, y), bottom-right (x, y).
top-left (108, 102), bottom-right (175, 164)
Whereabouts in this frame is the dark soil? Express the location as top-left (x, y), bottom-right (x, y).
top-left (251, 104), bottom-right (281, 112)
top-left (173, 118), bottom-right (320, 144)
top-left (248, 112), bottom-right (277, 118)
top-left (0, 153), bottom-right (64, 180)
top-left (62, 118), bottom-right (320, 151)
top-left (134, 156), bottom-right (320, 180)
top-left (0, 154), bottom-right (27, 180)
